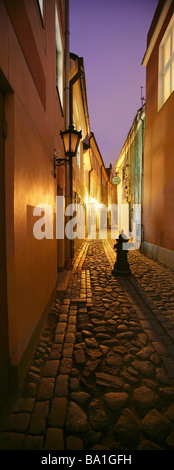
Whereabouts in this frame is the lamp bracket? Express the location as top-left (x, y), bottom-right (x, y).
top-left (53, 149), bottom-right (71, 178)
top-left (54, 157), bottom-right (70, 167)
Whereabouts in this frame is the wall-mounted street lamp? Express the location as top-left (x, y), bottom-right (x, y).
top-left (60, 125), bottom-right (82, 158)
top-left (54, 65), bottom-right (83, 267)
top-left (53, 125), bottom-right (82, 176)
top-left (53, 68), bottom-right (83, 178)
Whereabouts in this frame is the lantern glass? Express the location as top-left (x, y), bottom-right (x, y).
top-left (63, 131), bottom-right (70, 155)
top-left (60, 126), bottom-right (82, 157)
top-left (70, 130), bottom-right (80, 155)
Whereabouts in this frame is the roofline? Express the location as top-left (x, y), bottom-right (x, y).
top-left (142, 0), bottom-right (173, 66)
top-left (70, 52), bottom-right (91, 135)
top-left (89, 132), bottom-right (105, 168)
top-left (114, 104), bottom-right (145, 171)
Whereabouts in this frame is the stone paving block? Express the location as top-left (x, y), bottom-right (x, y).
top-left (12, 397), bottom-right (35, 413)
top-left (67, 324), bottom-right (76, 334)
top-left (87, 293), bottom-right (92, 298)
top-left (113, 409), bottom-right (140, 449)
top-left (37, 378), bottom-right (55, 400)
top-left (45, 428), bottom-right (64, 450)
top-left (168, 330), bottom-right (174, 341)
top-left (69, 305), bottom-right (77, 310)
top-left (61, 305), bottom-right (69, 314)
top-left (152, 341), bottom-right (169, 357)
top-left (161, 357), bottom-right (174, 379)
top-left (43, 360), bottom-right (60, 377)
top-left (66, 401), bottom-right (89, 433)
top-left (55, 334), bottom-right (65, 344)
top-left (160, 335), bottom-right (173, 347)
top-left (68, 316), bottom-right (76, 324)
top-left (69, 375), bottom-right (79, 389)
top-left (141, 409), bottom-right (172, 441)
top-left (145, 330), bottom-right (160, 342)
top-left (48, 397), bottom-right (67, 427)
top-left (62, 344), bottom-right (74, 358)
top-left (131, 386), bottom-right (160, 413)
top-left (0, 432), bottom-right (25, 450)
top-left (56, 323), bottom-right (67, 335)
top-left (80, 294), bottom-right (86, 300)
top-left (23, 381), bottom-right (37, 398)
top-left (59, 314), bottom-right (68, 322)
top-left (23, 435), bottom-right (43, 450)
top-left (55, 375), bottom-right (69, 397)
top-left (135, 309), bottom-right (147, 320)
top-left (27, 371), bottom-right (41, 384)
top-left (5, 413), bottom-right (30, 433)
top-left (74, 349), bottom-right (86, 365)
top-left (59, 358), bottom-right (72, 374)
top-left (64, 342), bottom-right (74, 350)
top-left (49, 344), bottom-right (63, 359)
top-left (63, 299), bottom-right (70, 305)
top-left (29, 401), bottom-right (49, 435)
top-left (65, 333), bottom-right (75, 343)
top-left (70, 392), bottom-right (90, 404)
top-left (66, 435), bottom-right (83, 450)
top-left (70, 299), bottom-right (86, 304)
top-left (166, 344), bottom-right (174, 356)
top-left (141, 320), bottom-right (153, 330)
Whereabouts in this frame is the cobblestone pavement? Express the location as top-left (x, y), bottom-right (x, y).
top-left (1, 239), bottom-right (174, 451)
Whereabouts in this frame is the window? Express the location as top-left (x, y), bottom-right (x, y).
top-left (77, 143), bottom-right (80, 168)
top-left (55, 4), bottom-right (63, 107)
top-left (37, 0), bottom-right (45, 26)
top-left (158, 15), bottom-right (174, 109)
top-left (38, 0), bottom-right (43, 16)
top-left (84, 162), bottom-right (86, 182)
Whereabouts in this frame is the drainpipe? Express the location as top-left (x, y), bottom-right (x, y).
top-left (65, 0), bottom-right (69, 129)
top-left (100, 163), bottom-right (104, 204)
top-left (138, 106), bottom-right (145, 253)
top-left (65, 56), bottom-right (83, 267)
top-left (89, 133), bottom-right (94, 196)
top-left (57, 1), bottom-right (70, 271)
top-left (69, 69), bottom-right (83, 127)
top-left (141, 115), bottom-right (145, 253)
top-left (64, 0), bottom-right (71, 269)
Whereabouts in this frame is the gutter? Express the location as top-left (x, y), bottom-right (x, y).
top-left (137, 107), bottom-right (145, 253)
top-left (65, 0), bottom-right (69, 129)
top-left (142, 0), bottom-right (173, 67)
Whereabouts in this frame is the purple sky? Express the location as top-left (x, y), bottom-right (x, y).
top-left (69, 0), bottom-right (158, 168)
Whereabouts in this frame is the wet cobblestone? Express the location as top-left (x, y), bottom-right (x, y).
top-left (0, 239), bottom-right (174, 450)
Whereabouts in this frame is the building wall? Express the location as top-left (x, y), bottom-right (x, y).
top-left (114, 106), bottom-right (145, 241)
top-left (69, 55), bottom-right (91, 252)
top-left (0, 0), bottom-right (66, 396)
top-left (143, 2), bottom-right (174, 266)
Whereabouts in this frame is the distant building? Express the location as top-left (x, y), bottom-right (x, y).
top-left (69, 53), bottom-right (91, 253)
top-left (114, 105), bottom-right (145, 243)
top-left (64, 52), bottom-right (116, 247)
top-left (105, 164), bottom-right (115, 228)
top-left (89, 133), bottom-right (116, 236)
top-left (142, 0), bottom-right (174, 268)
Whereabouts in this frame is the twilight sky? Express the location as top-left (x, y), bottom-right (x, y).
top-left (69, 0), bottom-right (159, 169)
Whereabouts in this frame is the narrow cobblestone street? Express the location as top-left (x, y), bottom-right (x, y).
top-left (1, 240), bottom-right (174, 451)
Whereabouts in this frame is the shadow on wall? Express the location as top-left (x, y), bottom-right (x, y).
top-left (143, 241), bottom-right (174, 270)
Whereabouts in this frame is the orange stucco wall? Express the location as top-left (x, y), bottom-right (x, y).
top-left (143, 6), bottom-right (174, 253)
top-left (0, 0), bottom-right (65, 372)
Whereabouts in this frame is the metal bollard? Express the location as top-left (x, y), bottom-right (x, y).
top-left (112, 230), bottom-right (131, 276)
